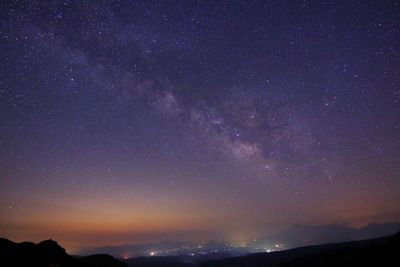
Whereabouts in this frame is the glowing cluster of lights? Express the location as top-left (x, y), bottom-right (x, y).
top-left (149, 251), bottom-right (157, 256)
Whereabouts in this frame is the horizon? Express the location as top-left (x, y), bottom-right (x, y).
top-left (2, 221), bottom-right (400, 258)
top-left (1, 0), bottom-right (400, 255)
top-left (69, 221), bottom-right (400, 257)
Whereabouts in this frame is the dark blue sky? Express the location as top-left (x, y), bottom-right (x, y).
top-left (0, 0), bottom-right (399, 250)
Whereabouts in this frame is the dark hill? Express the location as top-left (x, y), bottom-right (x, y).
top-left (279, 231), bottom-right (400, 267)
top-left (0, 238), bottom-right (127, 267)
top-left (200, 231), bottom-right (400, 267)
top-left (1, 232), bottom-right (399, 267)
top-left (121, 231), bottom-right (400, 267)
top-left (264, 222), bottom-right (400, 248)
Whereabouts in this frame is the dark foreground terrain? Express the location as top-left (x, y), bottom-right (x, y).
top-left (200, 231), bottom-right (400, 267)
top-left (1, 231), bottom-right (399, 267)
top-left (0, 238), bottom-right (127, 267)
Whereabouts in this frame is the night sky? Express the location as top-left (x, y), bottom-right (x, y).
top-left (1, 0), bottom-right (400, 252)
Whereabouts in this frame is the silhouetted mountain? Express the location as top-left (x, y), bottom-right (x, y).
top-left (120, 231), bottom-right (399, 267)
top-left (279, 231), bottom-right (400, 267)
top-left (263, 222), bottom-right (400, 247)
top-left (201, 231), bottom-right (400, 267)
top-left (78, 222), bottom-right (400, 257)
top-left (0, 238), bottom-right (79, 267)
top-left (0, 238), bottom-right (127, 267)
top-left (2, 231), bottom-right (399, 267)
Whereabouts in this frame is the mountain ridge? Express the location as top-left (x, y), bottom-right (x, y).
top-left (1, 230), bottom-right (399, 267)
top-left (124, 231), bottom-right (399, 267)
top-left (0, 238), bottom-right (127, 267)
top-left (76, 222), bottom-right (400, 257)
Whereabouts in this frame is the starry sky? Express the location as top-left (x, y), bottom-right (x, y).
top-left (1, 0), bottom-right (400, 252)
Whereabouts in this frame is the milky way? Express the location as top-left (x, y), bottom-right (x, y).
top-left (0, 1), bottom-right (400, 251)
